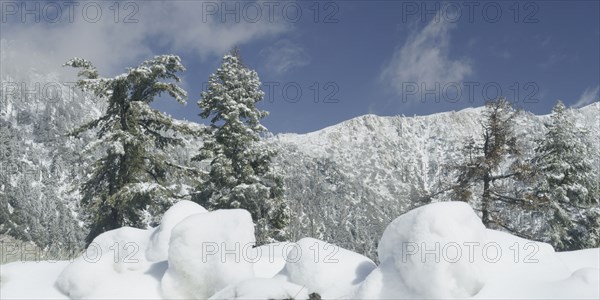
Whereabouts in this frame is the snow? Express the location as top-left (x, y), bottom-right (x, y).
top-left (55, 226), bottom-right (163, 299)
top-left (2, 202), bottom-right (599, 299)
top-left (353, 201), bottom-right (599, 299)
top-left (279, 237), bottom-right (376, 298)
top-left (250, 242), bottom-right (292, 278)
top-left (160, 209), bottom-right (256, 299)
top-left (557, 248), bottom-right (600, 271)
top-left (480, 229), bottom-right (571, 283)
top-left (357, 201), bottom-right (488, 299)
top-left (146, 200), bottom-right (207, 262)
top-left (474, 267), bottom-right (600, 299)
top-left (0, 261), bottom-right (70, 299)
top-left (470, 229), bottom-right (599, 299)
top-left (209, 278), bottom-right (309, 300)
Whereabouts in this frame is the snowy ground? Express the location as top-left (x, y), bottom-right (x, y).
top-left (1, 201), bottom-right (598, 299)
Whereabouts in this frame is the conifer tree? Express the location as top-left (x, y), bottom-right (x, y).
top-left (194, 50), bottom-right (289, 243)
top-left (532, 101), bottom-right (599, 250)
top-left (454, 98), bottom-right (525, 228)
top-left (65, 55), bottom-right (193, 243)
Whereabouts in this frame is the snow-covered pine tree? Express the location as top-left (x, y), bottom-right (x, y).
top-left (532, 101), bottom-right (599, 250)
top-left (454, 98), bottom-right (526, 229)
top-left (193, 49), bottom-right (289, 244)
top-left (65, 55), bottom-right (195, 243)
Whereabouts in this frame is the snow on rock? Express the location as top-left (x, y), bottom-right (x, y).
top-left (146, 200), bottom-right (208, 262)
top-left (355, 201), bottom-right (488, 299)
top-left (279, 237), bottom-right (376, 298)
top-left (209, 278), bottom-right (309, 300)
top-left (55, 226), bottom-right (164, 299)
top-left (160, 209), bottom-right (256, 299)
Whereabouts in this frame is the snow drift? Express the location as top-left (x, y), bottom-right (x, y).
top-left (160, 209), bottom-right (256, 299)
top-left (1, 201), bottom-right (599, 299)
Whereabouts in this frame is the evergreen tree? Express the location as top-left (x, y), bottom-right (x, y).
top-left (532, 101), bottom-right (599, 250)
top-left (65, 55), bottom-right (193, 243)
top-left (454, 98), bottom-right (526, 228)
top-left (193, 50), bottom-right (289, 243)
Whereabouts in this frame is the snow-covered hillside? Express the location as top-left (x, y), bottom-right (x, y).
top-left (273, 102), bottom-right (600, 258)
top-left (1, 201), bottom-right (598, 299)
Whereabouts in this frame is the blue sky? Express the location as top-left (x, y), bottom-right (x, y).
top-left (1, 0), bottom-right (599, 133)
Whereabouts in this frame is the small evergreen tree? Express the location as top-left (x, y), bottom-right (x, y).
top-left (193, 50), bottom-right (289, 243)
top-left (65, 55), bottom-right (193, 243)
top-left (532, 101), bottom-right (599, 250)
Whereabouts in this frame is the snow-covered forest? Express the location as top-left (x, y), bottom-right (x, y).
top-left (2, 40), bottom-right (598, 257)
top-left (1, 20), bottom-right (599, 299)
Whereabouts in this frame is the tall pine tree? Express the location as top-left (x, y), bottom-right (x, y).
top-left (532, 101), bottom-right (599, 250)
top-left (65, 55), bottom-right (194, 243)
top-left (193, 50), bottom-right (289, 243)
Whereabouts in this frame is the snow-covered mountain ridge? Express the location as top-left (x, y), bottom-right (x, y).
top-left (270, 102), bottom-right (599, 258)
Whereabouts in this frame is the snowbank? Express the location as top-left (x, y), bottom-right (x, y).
top-left (55, 226), bottom-right (163, 299)
top-left (474, 231), bottom-right (598, 299)
top-left (480, 229), bottom-right (571, 283)
top-left (146, 200), bottom-right (207, 262)
top-left (2, 201), bottom-right (599, 300)
top-left (251, 242), bottom-right (293, 278)
top-left (0, 261), bottom-right (71, 299)
top-left (160, 209), bottom-right (256, 299)
top-left (279, 237), bottom-right (376, 298)
top-left (209, 278), bottom-right (309, 300)
top-left (557, 248), bottom-right (600, 271)
top-left (354, 201), bottom-right (598, 299)
top-left (355, 201), bottom-right (488, 299)
top-left (474, 267), bottom-right (600, 299)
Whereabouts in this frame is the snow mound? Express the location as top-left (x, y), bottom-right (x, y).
top-left (481, 229), bottom-right (571, 283)
top-left (279, 237), bottom-right (376, 298)
top-left (570, 267), bottom-right (600, 285)
top-left (160, 209), bottom-right (256, 299)
top-left (4, 202), bottom-right (599, 300)
top-left (55, 226), bottom-right (164, 299)
top-left (250, 242), bottom-right (294, 278)
top-left (146, 200), bottom-right (208, 262)
top-left (1, 261), bottom-right (71, 299)
top-left (209, 278), bottom-right (309, 300)
top-left (356, 201), bottom-right (488, 299)
top-left (474, 267), bottom-right (600, 299)
top-left (557, 248), bottom-right (600, 272)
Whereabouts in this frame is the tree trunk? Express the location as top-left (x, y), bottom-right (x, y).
top-left (482, 173), bottom-right (491, 228)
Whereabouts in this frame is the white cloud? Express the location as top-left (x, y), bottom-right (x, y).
top-left (573, 85), bottom-right (600, 108)
top-left (380, 15), bottom-right (472, 99)
top-left (259, 39), bottom-right (310, 74)
top-left (0, 1), bottom-right (289, 78)
top-left (146, 1), bottom-right (289, 61)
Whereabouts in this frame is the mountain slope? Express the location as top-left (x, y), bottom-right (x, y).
top-left (271, 103), bottom-right (599, 259)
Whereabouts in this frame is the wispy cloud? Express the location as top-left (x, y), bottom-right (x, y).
top-left (379, 15), bottom-right (472, 100)
top-left (260, 39), bottom-right (311, 74)
top-left (573, 85), bottom-right (600, 108)
top-left (539, 53), bottom-right (567, 70)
